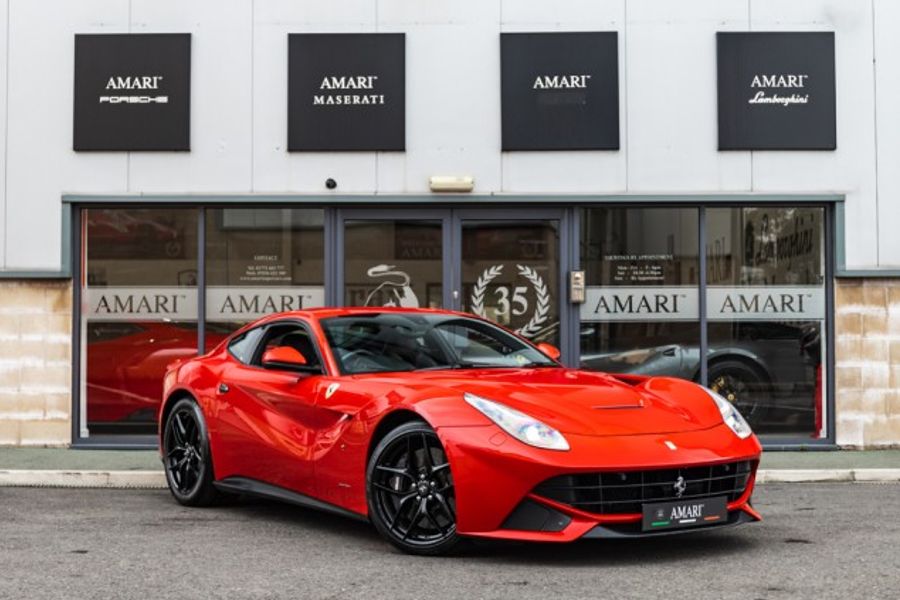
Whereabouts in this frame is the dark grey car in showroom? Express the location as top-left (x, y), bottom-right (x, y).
top-left (579, 321), bottom-right (822, 435)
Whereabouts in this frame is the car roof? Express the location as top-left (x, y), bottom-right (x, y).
top-left (259, 306), bottom-right (476, 322)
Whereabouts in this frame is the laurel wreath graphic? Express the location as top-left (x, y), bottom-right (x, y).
top-left (470, 264), bottom-right (549, 339)
top-left (516, 264), bottom-right (550, 338)
top-left (470, 265), bottom-right (503, 318)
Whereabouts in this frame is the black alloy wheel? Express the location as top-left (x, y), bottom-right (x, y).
top-left (163, 397), bottom-right (220, 506)
top-left (708, 360), bottom-right (769, 429)
top-left (367, 421), bottom-right (459, 555)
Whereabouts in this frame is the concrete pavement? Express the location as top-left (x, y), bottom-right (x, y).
top-left (0, 483), bottom-right (898, 600)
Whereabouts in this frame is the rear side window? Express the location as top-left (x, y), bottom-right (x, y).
top-left (227, 327), bottom-right (264, 364)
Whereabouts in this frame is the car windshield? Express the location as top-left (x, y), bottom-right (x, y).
top-left (320, 313), bottom-right (559, 375)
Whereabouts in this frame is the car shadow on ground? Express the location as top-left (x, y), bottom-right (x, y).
top-left (183, 493), bottom-right (761, 565)
top-left (461, 530), bottom-right (760, 566)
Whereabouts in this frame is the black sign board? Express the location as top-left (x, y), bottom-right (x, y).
top-left (717, 32), bottom-right (836, 150)
top-left (73, 34), bottom-right (191, 151)
top-left (288, 33), bottom-right (405, 151)
top-left (501, 32), bottom-right (619, 151)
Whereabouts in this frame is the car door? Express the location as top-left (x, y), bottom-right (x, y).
top-left (214, 320), bottom-right (329, 495)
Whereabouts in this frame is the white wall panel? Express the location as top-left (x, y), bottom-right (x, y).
top-left (379, 0), bottom-right (502, 193)
top-left (500, 0), bottom-right (622, 26)
top-left (127, 0), bottom-right (253, 193)
top-left (0, 0), bottom-right (8, 267)
top-left (626, 0), bottom-right (751, 192)
top-left (5, 0), bottom-right (128, 271)
top-left (873, 0), bottom-right (900, 267)
top-left (252, 0), bottom-right (378, 193)
top-left (749, 0), bottom-right (879, 269)
top-left (499, 0), bottom-right (626, 193)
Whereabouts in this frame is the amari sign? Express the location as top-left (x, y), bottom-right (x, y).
top-left (580, 286), bottom-right (824, 322)
top-left (717, 32), bottom-right (836, 150)
top-left (73, 34), bottom-right (191, 151)
top-left (501, 32), bottom-right (620, 150)
top-left (706, 286), bottom-right (825, 321)
top-left (288, 33), bottom-right (405, 151)
top-left (582, 287), bottom-right (699, 322)
top-left (85, 287), bottom-right (325, 321)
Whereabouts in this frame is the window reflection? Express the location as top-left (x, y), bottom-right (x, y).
top-left (706, 207), bottom-right (826, 438)
top-left (82, 208), bottom-right (199, 435)
top-left (580, 208), bottom-right (700, 381)
top-left (205, 208), bottom-right (326, 339)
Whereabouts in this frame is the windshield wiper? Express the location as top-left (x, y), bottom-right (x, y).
top-left (453, 361), bottom-right (525, 369)
top-left (455, 360), bottom-right (560, 369)
top-left (414, 364), bottom-right (458, 372)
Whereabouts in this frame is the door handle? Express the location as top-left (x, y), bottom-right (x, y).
top-left (217, 383), bottom-right (230, 394)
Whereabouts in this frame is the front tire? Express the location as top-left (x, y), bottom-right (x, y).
top-left (162, 397), bottom-right (220, 507)
top-left (367, 421), bottom-right (460, 555)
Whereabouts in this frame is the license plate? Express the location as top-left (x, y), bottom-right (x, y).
top-left (641, 496), bottom-right (728, 532)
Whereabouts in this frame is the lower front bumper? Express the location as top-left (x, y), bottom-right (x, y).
top-left (437, 422), bottom-right (763, 542)
top-left (461, 496), bottom-right (761, 542)
top-left (582, 506), bottom-right (758, 539)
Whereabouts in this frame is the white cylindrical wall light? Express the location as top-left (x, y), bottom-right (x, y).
top-left (429, 175), bottom-right (475, 193)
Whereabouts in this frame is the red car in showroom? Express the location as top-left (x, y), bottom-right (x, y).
top-left (160, 307), bottom-right (762, 555)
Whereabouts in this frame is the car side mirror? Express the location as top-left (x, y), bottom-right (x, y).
top-left (261, 346), bottom-right (309, 371)
top-left (536, 342), bottom-right (561, 361)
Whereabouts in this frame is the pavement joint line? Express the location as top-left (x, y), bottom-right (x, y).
top-left (0, 468), bottom-right (898, 489)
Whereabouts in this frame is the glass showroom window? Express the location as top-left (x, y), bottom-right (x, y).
top-left (205, 208), bottom-right (325, 341)
top-left (580, 208), bottom-right (700, 379)
top-left (706, 207), bottom-right (826, 438)
top-left (80, 208), bottom-right (199, 436)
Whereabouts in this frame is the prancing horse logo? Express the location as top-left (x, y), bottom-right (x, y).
top-left (673, 475), bottom-right (687, 498)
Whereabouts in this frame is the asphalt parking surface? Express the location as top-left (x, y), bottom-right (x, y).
top-left (1, 483), bottom-right (898, 600)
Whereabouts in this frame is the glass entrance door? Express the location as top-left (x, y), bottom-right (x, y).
top-left (338, 208), bottom-right (569, 357)
top-left (454, 211), bottom-right (565, 349)
top-left (338, 209), bottom-right (451, 310)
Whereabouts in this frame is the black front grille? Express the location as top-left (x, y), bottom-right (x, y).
top-left (534, 460), bottom-right (754, 516)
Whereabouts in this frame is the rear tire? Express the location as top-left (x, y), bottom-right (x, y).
top-left (162, 397), bottom-right (220, 507)
top-left (367, 420), bottom-right (460, 555)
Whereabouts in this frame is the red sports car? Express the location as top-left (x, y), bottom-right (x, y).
top-left (159, 307), bottom-right (762, 555)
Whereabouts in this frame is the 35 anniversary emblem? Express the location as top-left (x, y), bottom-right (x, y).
top-left (470, 264), bottom-right (549, 339)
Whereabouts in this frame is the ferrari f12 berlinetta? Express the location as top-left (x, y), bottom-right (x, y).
top-left (160, 307), bottom-right (762, 554)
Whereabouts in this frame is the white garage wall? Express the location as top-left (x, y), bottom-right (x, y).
top-left (873, 0), bottom-right (900, 267)
top-left (0, 0), bottom-right (8, 268)
top-left (0, 0), bottom-right (895, 270)
top-left (4, 0), bottom-right (129, 271)
top-left (749, 0), bottom-right (878, 269)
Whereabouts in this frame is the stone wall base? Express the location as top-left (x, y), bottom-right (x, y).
top-left (0, 280), bottom-right (72, 446)
top-left (835, 278), bottom-right (900, 447)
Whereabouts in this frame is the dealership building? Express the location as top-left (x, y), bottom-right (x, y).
top-left (0, 0), bottom-right (897, 449)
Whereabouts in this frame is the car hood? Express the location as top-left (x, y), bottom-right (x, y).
top-left (355, 368), bottom-right (724, 437)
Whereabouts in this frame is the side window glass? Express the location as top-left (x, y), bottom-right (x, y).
top-left (252, 323), bottom-right (321, 368)
top-left (227, 327), bottom-right (264, 365)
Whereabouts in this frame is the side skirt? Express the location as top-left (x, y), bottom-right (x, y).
top-left (214, 477), bottom-right (369, 523)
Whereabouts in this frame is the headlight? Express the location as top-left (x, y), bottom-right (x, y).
top-left (464, 392), bottom-right (570, 451)
top-left (705, 388), bottom-right (753, 439)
